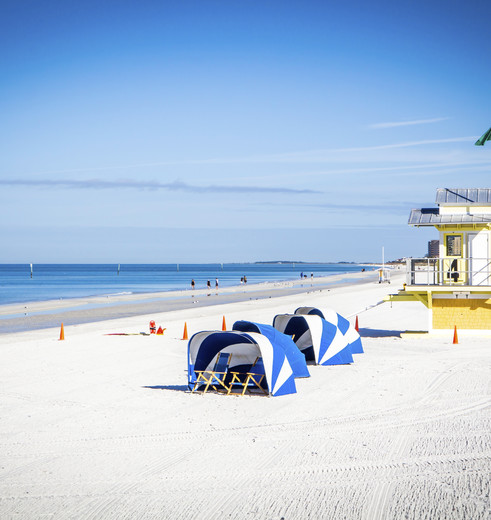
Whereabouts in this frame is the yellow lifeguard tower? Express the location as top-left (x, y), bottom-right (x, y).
top-left (388, 188), bottom-right (491, 331)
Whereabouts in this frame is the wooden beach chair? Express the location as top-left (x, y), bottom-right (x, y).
top-left (192, 352), bottom-right (231, 394)
top-left (228, 357), bottom-right (268, 396)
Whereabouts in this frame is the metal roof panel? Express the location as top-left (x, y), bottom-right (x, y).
top-left (409, 208), bottom-right (491, 226)
top-left (435, 188), bottom-right (491, 205)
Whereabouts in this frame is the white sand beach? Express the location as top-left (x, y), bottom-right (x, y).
top-left (0, 271), bottom-right (490, 519)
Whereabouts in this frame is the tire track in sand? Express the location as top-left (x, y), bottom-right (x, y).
top-left (361, 427), bottom-right (409, 520)
top-left (65, 442), bottom-right (202, 520)
top-left (2, 394), bottom-right (488, 462)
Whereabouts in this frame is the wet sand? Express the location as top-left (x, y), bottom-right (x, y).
top-left (0, 271), bottom-right (376, 334)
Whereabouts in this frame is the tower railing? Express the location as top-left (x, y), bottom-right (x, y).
top-left (405, 257), bottom-right (491, 286)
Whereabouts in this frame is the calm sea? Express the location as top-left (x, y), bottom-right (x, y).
top-left (0, 263), bottom-right (365, 305)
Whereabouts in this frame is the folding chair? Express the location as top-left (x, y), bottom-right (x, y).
top-left (192, 352), bottom-right (231, 393)
top-left (228, 357), bottom-right (268, 396)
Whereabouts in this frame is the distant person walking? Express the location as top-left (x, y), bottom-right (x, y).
top-left (215, 278), bottom-right (219, 290)
top-left (244, 275), bottom-right (247, 284)
top-left (207, 280), bottom-right (211, 290)
top-left (191, 279), bottom-right (195, 291)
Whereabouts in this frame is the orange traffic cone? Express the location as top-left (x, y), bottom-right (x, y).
top-left (222, 316), bottom-right (227, 331)
top-left (59, 323), bottom-right (65, 341)
top-left (156, 326), bottom-right (165, 335)
top-left (453, 325), bottom-right (458, 344)
top-left (355, 316), bottom-right (359, 332)
top-left (182, 322), bottom-right (189, 340)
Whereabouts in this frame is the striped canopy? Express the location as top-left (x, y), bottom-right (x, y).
top-left (232, 320), bottom-right (310, 378)
top-left (187, 330), bottom-right (297, 396)
top-left (273, 314), bottom-right (353, 366)
top-left (295, 307), bottom-right (363, 354)
top-left (294, 306), bottom-right (325, 318)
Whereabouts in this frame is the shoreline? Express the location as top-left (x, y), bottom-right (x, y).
top-left (0, 262), bottom-right (379, 308)
top-left (0, 270), bottom-right (381, 334)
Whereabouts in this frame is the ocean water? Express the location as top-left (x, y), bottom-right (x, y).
top-left (0, 263), bottom-right (366, 305)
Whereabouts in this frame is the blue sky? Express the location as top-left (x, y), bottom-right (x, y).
top-left (1, 0), bottom-right (490, 263)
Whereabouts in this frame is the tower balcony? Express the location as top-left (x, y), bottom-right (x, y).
top-left (405, 257), bottom-right (491, 287)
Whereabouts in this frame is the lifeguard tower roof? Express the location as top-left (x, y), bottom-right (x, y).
top-left (409, 188), bottom-right (491, 226)
top-left (435, 188), bottom-right (491, 205)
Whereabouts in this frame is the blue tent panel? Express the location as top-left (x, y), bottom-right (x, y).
top-left (319, 321), bottom-right (353, 365)
top-left (348, 329), bottom-right (364, 354)
top-left (188, 330), bottom-right (297, 396)
top-left (233, 321), bottom-right (310, 378)
top-left (336, 314), bottom-right (350, 335)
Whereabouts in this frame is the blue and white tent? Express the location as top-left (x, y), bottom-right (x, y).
top-left (188, 330), bottom-right (297, 396)
top-left (295, 307), bottom-right (363, 354)
top-left (295, 306), bottom-right (326, 319)
top-left (343, 321), bottom-right (363, 354)
top-left (273, 313), bottom-right (354, 366)
top-left (232, 321), bottom-right (310, 378)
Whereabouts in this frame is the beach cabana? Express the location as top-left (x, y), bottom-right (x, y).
top-left (295, 307), bottom-right (363, 354)
top-left (232, 320), bottom-right (310, 378)
top-left (188, 330), bottom-right (297, 396)
top-left (273, 314), bottom-right (353, 366)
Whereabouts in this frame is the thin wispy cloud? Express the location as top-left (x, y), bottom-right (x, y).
top-left (276, 137), bottom-right (475, 157)
top-left (10, 136), bottom-right (478, 177)
top-left (234, 156), bottom-right (491, 184)
top-left (264, 201), bottom-right (429, 214)
top-left (0, 178), bottom-right (321, 195)
top-left (285, 159), bottom-right (491, 178)
top-left (312, 202), bottom-right (434, 213)
top-left (369, 117), bottom-right (450, 129)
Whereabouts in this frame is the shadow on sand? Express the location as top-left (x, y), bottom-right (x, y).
top-left (358, 327), bottom-right (403, 338)
top-left (142, 385), bottom-right (189, 393)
